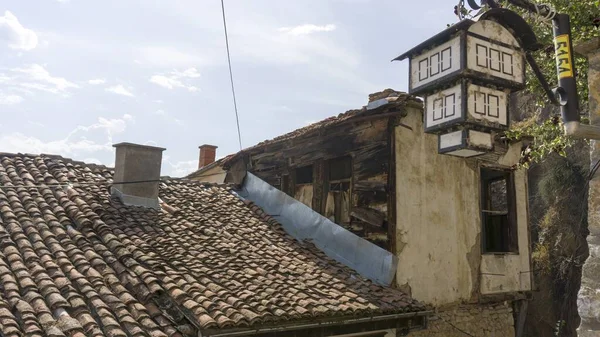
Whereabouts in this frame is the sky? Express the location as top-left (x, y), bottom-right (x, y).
top-left (0, 0), bottom-right (458, 177)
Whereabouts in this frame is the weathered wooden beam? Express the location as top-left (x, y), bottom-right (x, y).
top-left (354, 181), bottom-right (387, 192)
top-left (337, 109), bottom-right (405, 125)
top-left (387, 117), bottom-right (397, 255)
top-left (351, 207), bottom-right (386, 227)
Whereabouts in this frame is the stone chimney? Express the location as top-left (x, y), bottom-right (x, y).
top-left (111, 142), bottom-right (166, 209)
top-left (198, 144), bottom-right (217, 169)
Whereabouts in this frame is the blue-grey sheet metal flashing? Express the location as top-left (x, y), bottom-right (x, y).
top-left (238, 172), bottom-right (398, 286)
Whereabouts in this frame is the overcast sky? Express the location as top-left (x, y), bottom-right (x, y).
top-left (0, 0), bottom-right (457, 176)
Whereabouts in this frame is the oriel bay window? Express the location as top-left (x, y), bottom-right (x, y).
top-left (481, 167), bottom-right (518, 253)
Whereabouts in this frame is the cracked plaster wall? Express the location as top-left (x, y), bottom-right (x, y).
top-left (394, 108), bottom-right (531, 307)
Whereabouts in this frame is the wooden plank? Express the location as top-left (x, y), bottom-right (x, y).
top-left (354, 181), bottom-right (387, 192)
top-left (387, 117), bottom-right (397, 255)
top-left (351, 207), bottom-right (386, 227)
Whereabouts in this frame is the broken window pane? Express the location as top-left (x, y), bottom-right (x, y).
top-left (329, 156), bottom-right (352, 181)
top-left (489, 179), bottom-right (508, 213)
top-left (295, 165), bottom-right (313, 185)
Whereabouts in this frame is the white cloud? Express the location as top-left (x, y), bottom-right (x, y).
top-left (138, 46), bottom-right (204, 67)
top-left (27, 120), bottom-right (45, 127)
top-left (150, 75), bottom-right (182, 90)
top-left (165, 159), bottom-right (197, 177)
top-left (0, 11), bottom-right (38, 50)
top-left (228, 19), bottom-right (358, 69)
top-left (278, 24), bottom-right (336, 36)
top-left (105, 84), bottom-right (134, 97)
top-left (0, 94), bottom-right (23, 105)
top-left (82, 158), bottom-right (102, 165)
top-left (153, 109), bottom-right (185, 126)
top-left (0, 133), bottom-right (110, 155)
top-left (11, 64), bottom-right (79, 94)
top-left (66, 113), bottom-right (135, 143)
top-left (174, 68), bottom-right (201, 78)
top-left (88, 78), bottom-right (106, 85)
top-left (149, 67), bottom-right (201, 92)
top-left (0, 113), bottom-right (138, 157)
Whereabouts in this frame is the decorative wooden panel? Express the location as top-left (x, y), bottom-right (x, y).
top-left (424, 83), bottom-right (463, 130)
top-left (438, 129), bottom-right (493, 158)
top-left (467, 84), bottom-right (509, 126)
top-left (410, 36), bottom-right (461, 92)
top-left (466, 36), bottom-right (524, 84)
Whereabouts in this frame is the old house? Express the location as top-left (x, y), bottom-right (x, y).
top-left (188, 88), bottom-right (533, 336)
top-left (0, 144), bottom-right (430, 337)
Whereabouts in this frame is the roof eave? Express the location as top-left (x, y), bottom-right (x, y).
top-left (392, 19), bottom-right (475, 62)
top-left (203, 310), bottom-right (433, 337)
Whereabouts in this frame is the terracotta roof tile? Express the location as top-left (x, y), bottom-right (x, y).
top-left (0, 153), bottom-right (426, 335)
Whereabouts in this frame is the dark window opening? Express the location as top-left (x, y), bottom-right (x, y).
top-left (329, 156), bottom-right (352, 182)
top-left (328, 156), bottom-right (352, 224)
top-left (481, 168), bottom-right (518, 253)
top-left (281, 174), bottom-right (290, 195)
top-left (330, 181), bottom-right (350, 192)
top-left (295, 165), bottom-right (313, 185)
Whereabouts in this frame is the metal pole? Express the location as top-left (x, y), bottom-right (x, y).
top-left (552, 14), bottom-right (580, 123)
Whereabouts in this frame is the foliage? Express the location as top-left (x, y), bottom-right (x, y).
top-left (505, 115), bottom-right (574, 167)
top-left (527, 147), bottom-right (589, 336)
top-left (500, 0), bottom-right (599, 165)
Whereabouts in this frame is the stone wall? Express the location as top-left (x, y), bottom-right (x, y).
top-left (576, 37), bottom-right (600, 335)
top-left (407, 303), bottom-right (515, 337)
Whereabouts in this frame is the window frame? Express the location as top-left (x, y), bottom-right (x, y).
top-left (480, 166), bottom-right (519, 254)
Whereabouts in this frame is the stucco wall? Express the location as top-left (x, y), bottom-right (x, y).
top-left (395, 108), bottom-right (531, 306)
top-left (192, 165), bottom-right (226, 184)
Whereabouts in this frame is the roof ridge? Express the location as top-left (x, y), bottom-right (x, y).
top-left (0, 152), bottom-right (113, 171)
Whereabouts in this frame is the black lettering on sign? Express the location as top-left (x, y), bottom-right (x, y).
top-left (554, 35), bottom-right (573, 79)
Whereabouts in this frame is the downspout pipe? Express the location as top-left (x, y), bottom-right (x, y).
top-left (552, 14), bottom-right (600, 139)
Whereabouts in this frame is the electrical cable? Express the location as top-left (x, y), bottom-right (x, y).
top-left (0, 170), bottom-right (232, 190)
top-left (220, 0), bottom-right (243, 151)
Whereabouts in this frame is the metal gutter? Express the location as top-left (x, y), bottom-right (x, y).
top-left (237, 172), bottom-right (398, 286)
top-left (204, 311), bottom-right (433, 337)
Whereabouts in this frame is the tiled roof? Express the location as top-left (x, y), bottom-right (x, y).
top-left (215, 89), bottom-right (421, 169)
top-left (0, 153), bottom-right (426, 336)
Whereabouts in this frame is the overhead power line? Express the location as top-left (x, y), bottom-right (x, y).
top-left (220, 0), bottom-right (243, 151)
top-left (0, 171), bottom-right (232, 190)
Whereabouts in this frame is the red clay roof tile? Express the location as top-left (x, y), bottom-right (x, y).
top-left (0, 153), bottom-right (426, 336)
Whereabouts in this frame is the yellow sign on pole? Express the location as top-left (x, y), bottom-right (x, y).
top-left (554, 34), bottom-right (574, 79)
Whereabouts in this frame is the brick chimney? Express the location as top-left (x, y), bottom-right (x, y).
top-left (198, 145), bottom-right (217, 169)
top-left (111, 142), bottom-right (166, 209)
